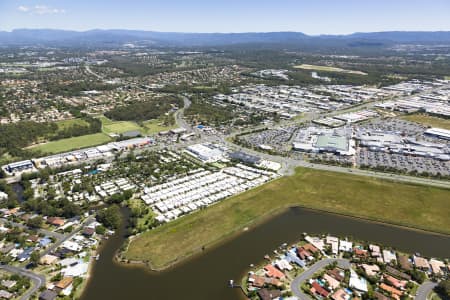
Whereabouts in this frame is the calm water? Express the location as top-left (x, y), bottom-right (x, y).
top-left (82, 207), bottom-right (450, 300)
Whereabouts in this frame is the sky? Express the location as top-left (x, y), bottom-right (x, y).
top-left (1, 0), bottom-right (450, 34)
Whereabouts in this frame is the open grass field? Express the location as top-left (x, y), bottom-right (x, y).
top-left (124, 167), bottom-right (450, 269)
top-left (31, 133), bottom-right (111, 154)
top-left (98, 115), bottom-right (175, 135)
top-left (98, 116), bottom-right (143, 134)
top-left (142, 119), bottom-right (177, 135)
top-left (55, 118), bottom-right (89, 130)
top-left (293, 64), bottom-right (367, 75)
top-left (401, 114), bottom-right (450, 130)
top-left (445, 76), bottom-right (450, 80)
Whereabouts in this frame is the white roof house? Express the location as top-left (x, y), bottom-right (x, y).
top-left (349, 270), bottom-right (368, 293)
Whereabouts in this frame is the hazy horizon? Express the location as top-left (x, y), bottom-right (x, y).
top-left (1, 0), bottom-right (450, 34)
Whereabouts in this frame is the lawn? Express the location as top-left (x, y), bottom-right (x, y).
top-left (142, 119), bottom-right (177, 135)
top-left (124, 167), bottom-right (450, 269)
top-left (98, 116), bottom-right (143, 134)
top-left (445, 76), bottom-right (450, 80)
top-left (31, 133), bottom-right (111, 154)
top-left (293, 64), bottom-right (367, 75)
top-left (401, 114), bottom-right (450, 130)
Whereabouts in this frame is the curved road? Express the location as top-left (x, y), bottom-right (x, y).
top-left (175, 95), bottom-right (192, 131)
top-left (416, 281), bottom-right (438, 300)
top-left (290, 258), bottom-right (351, 300)
top-left (0, 265), bottom-right (45, 300)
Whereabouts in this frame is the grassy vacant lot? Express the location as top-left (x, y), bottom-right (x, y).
top-left (293, 64), bottom-right (367, 75)
top-left (99, 115), bottom-right (176, 135)
top-left (31, 133), bottom-right (111, 154)
top-left (401, 114), bottom-right (450, 130)
top-left (125, 167), bottom-right (450, 269)
top-left (98, 116), bottom-right (143, 134)
top-left (55, 118), bottom-right (89, 130)
top-left (142, 119), bottom-right (176, 135)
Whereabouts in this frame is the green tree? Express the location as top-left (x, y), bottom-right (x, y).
top-left (96, 205), bottom-right (122, 229)
top-left (26, 216), bottom-right (43, 229)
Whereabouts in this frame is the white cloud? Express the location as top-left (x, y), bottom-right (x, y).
top-left (17, 5), bottom-right (66, 15)
top-left (17, 5), bottom-right (30, 12)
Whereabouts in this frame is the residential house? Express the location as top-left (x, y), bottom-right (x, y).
top-left (379, 283), bottom-right (402, 300)
top-left (47, 217), bottom-right (65, 227)
top-left (385, 266), bottom-right (411, 281)
top-left (257, 288), bottom-right (281, 300)
top-left (274, 259), bottom-right (293, 271)
top-left (248, 274), bottom-right (265, 288)
top-left (429, 259), bottom-right (445, 276)
top-left (349, 270), bottom-right (368, 293)
top-left (382, 250), bottom-right (397, 264)
top-left (304, 235), bottom-right (325, 252)
top-left (339, 240), bottom-right (353, 252)
top-left (297, 247), bottom-right (313, 261)
top-left (303, 242), bottom-right (320, 254)
top-left (323, 273), bottom-right (341, 290)
top-left (326, 236), bottom-right (339, 255)
top-left (413, 256), bottom-right (430, 270)
top-left (384, 274), bottom-right (407, 289)
top-left (54, 277), bottom-right (73, 296)
top-left (369, 244), bottom-right (381, 258)
top-left (82, 227), bottom-right (95, 237)
top-left (331, 288), bottom-right (350, 300)
top-left (0, 290), bottom-right (13, 299)
top-left (0, 280), bottom-right (15, 289)
top-left (373, 291), bottom-right (390, 300)
top-left (311, 281), bottom-right (330, 298)
top-left (0, 191), bottom-right (8, 201)
top-left (360, 264), bottom-right (380, 277)
top-left (40, 254), bottom-right (59, 265)
top-left (327, 268), bottom-right (345, 282)
top-left (264, 264), bottom-right (285, 280)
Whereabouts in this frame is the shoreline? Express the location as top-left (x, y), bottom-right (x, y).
top-left (75, 238), bottom-right (106, 299)
top-left (116, 204), bottom-right (450, 272)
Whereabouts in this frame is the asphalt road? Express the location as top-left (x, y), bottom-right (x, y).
top-left (175, 95), bottom-right (192, 131)
top-left (415, 281), bottom-right (438, 300)
top-left (290, 258), bottom-right (351, 300)
top-left (0, 218), bottom-right (64, 240)
top-left (40, 216), bottom-right (96, 257)
top-left (0, 265), bottom-right (45, 300)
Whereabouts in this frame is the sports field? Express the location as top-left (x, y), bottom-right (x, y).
top-left (124, 167), bottom-right (450, 269)
top-left (401, 114), bottom-right (450, 130)
top-left (31, 133), bottom-right (111, 154)
top-left (294, 64), bottom-right (367, 75)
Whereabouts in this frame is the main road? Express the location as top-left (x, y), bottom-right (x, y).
top-left (175, 95), bottom-right (192, 131)
top-left (290, 258), bottom-right (351, 300)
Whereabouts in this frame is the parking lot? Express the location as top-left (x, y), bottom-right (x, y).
top-left (356, 149), bottom-right (450, 176)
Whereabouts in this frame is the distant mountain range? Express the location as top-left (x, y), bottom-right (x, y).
top-left (1, 29), bottom-right (450, 47)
